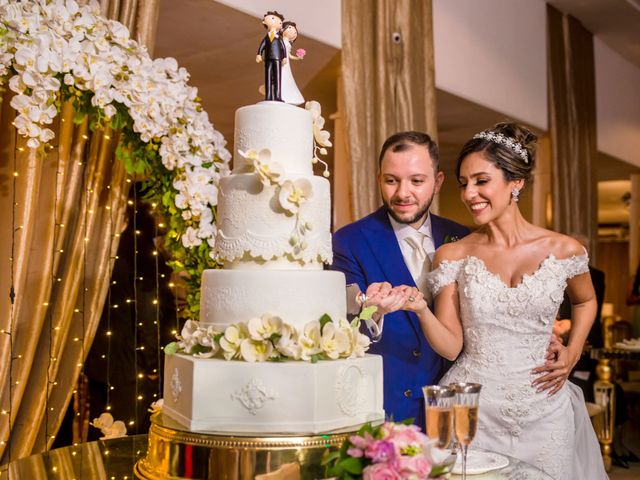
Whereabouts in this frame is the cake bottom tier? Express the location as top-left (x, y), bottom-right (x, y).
top-left (162, 354), bottom-right (384, 434)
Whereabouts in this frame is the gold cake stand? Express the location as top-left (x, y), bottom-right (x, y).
top-left (134, 413), bottom-right (354, 479)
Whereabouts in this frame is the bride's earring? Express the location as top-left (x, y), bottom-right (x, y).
top-left (511, 188), bottom-right (520, 203)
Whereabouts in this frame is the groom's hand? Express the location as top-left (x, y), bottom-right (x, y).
top-left (531, 335), bottom-right (573, 395)
top-left (364, 282), bottom-right (411, 318)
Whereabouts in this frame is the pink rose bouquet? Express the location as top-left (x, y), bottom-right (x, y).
top-left (324, 421), bottom-right (447, 479)
top-left (295, 48), bottom-right (306, 58)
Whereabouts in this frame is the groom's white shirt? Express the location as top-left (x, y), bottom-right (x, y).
top-left (362, 213), bottom-right (436, 339)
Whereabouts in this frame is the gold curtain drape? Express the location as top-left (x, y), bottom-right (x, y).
top-left (341, 0), bottom-right (438, 220)
top-left (0, 0), bottom-right (160, 464)
top-left (547, 5), bottom-right (598, 253)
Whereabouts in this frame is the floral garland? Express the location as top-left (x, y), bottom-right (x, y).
top-left (164, 308), bottom-right (376, 363)
top-left (0, 0), bottom-right (231, 317)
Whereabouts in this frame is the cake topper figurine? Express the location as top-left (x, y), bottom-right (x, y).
top-left (256, 11), bottom-right (287, 102)
top-left (280, 21), bottom-right (305, 105)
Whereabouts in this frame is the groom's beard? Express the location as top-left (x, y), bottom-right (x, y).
top-left (383, 195), bottom-right (434, 226)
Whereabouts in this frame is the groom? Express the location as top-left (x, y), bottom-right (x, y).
top-left (256, 11), bottom-right (287, 102)
top-left (331, 131), bottom-right (469, 427)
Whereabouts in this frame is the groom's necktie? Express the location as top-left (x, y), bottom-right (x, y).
top-left (404, 231), bottom-right (432, 304)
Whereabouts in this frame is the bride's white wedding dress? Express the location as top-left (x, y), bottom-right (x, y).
top-left (427, 253), bottom-right (607, 480)
top-left (281, 39), bottom-right (304, 105)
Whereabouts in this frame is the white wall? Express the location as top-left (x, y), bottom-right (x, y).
top-left (214, 0), bottom-right (341, 48)
top-left (433, 0), bottom-right (548, 130)
top-left (595, 38), bottom-right (640, 168)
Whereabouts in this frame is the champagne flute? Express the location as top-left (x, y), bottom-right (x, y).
top-left (451, 382), bottom-right (482, 480)
top-left (422, 385), bottom-right (454, 450)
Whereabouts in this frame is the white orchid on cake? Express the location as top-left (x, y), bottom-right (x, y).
top-left (279, 178), bottom-right (313, 214)
top-left (236, 147), bottom-right (316, 257)
top-left (165, 308), bottom-right (376, 363)
top-left (305, 100), bottom-right (332, 177)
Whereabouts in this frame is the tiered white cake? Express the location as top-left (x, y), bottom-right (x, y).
top-left (163, 101), bottom-right (384, 433)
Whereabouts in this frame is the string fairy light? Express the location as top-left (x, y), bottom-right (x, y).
top-left (132, 182), bottom-right (139, 431)
top-left (77, 141), bottom-right (90, 472)
top-left (105, 184), bottom-right (116, 416)
top-left (45, 135), bottom-right (63, 448)
top-left (3, 127), bottom-right (21, 462)
top-left (153, 206), bottom-right (162, 401)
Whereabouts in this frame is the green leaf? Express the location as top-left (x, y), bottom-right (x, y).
top-left (321, 451), bottom-right (340, 466)
top-left (73, 109), bottom-right (86, 124)
top-left (164, 342), bottom-right (179, 355)
top-left (339, 457), bottom-right (363, 475)
top-left (318, 313), bottom-right (332, 331)
top-left (190, 344), bottom-right (211, 355)
top-left (358, 306), bottom-right (378, 321)
top-left (310, 354), bottom-right (319, 364)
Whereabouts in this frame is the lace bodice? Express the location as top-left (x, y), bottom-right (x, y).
top-left (427, 253), bottom-right (588, 371)
top-left (425, 252), bottom-right (598, 480)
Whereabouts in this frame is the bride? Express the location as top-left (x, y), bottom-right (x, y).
top-left (371, 123), bottom-right (607, 479)
top-left (280, 21), bottom-right (304, 105)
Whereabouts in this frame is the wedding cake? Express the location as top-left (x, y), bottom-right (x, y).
top-left (162, 101), bottom-right (384, 434)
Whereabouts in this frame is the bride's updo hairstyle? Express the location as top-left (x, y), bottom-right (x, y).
top-left (455, 122), bottom-right (537, 184)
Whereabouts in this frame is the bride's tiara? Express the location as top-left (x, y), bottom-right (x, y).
top-left (472, 131), bottom-right (529, 164)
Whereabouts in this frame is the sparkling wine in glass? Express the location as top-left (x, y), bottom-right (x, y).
top-left (451, 382), bottom-right (482, 480)
top-left (422, 385), bottom-right (454, 450)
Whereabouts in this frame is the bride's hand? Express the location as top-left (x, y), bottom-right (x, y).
top-left (363, 283), bottom-right (412, 317)
top-left (395, 286), bottom-right (428, 314)
top-left (531, 335), bottom-right (576, 395)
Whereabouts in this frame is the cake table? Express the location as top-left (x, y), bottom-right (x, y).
top-left (134, 412), bottom-right (351, 479)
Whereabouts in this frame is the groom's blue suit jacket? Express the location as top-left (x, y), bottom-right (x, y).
top-left (331, 207), bottom-right (470, 427)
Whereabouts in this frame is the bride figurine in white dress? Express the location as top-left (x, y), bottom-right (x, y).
top-left (280, 21), bottom-right (305, 105)
top-left (374, 122), bottom-right (607, 479)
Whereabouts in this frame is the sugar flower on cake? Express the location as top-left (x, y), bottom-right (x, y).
top-left (90, 412), bottom-right (127, 440)
top-left (219, 323), bottom-right (249, 360)
top-left (319, 321), bottom-right (350, 360)
top-left (298, 321), bottom-right (323, 361)
top-left (278, 178), bottom-right (313, 214)
top-left (275, 323), bottom-right (301, 359)
top-left (339, 318), bottom-right (371, 358)
top-left (177, 319), bottom-right (200, 352)
top-left (247, 314), bottom-right (284, 341)
top-left (193, 325), bottom-right (220, 358)
top-left (148, 398), bottom-right (164, 415)
top-left (240, 338), bottom-right (274, 362)
top-left (305, 100), bottom-right (332, 149)
top-left (238, 148), bottom-right (284, 187)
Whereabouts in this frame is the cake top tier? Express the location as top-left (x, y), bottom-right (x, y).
top-left (234, 102), bottom-right (314, 177)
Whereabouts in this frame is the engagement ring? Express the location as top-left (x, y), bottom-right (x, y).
top-left (408, 296), bottom-right (415, 302)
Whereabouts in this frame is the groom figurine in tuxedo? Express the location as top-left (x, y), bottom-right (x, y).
top-left (332, 131), bottom-right (470, 428)
top-left (256, 11), bottom-right (287, 102)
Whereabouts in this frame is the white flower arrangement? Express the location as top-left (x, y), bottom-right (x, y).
top-left (164, 309), bottom-right (376, 363)
top-left (0, 0), bottom-right (231, 258)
